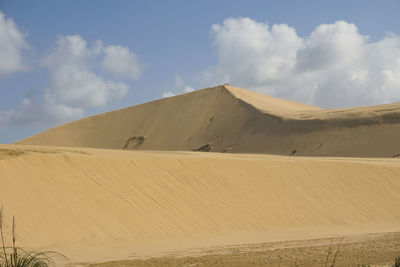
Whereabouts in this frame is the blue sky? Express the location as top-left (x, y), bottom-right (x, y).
top-left (1, 0), bottom-right (400, 143)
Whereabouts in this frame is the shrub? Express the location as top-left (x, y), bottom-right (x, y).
top-left (395, 256), bottom-right (400, 267)
top-left (0, 207), bottom-right (63, 267)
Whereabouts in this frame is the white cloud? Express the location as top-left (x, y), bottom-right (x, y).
top-left (49, 64), bottom-right (128, 108)
top-left (102, 45), bottom-right (142, 79)
top-left (174, 75), bottom-right (194, 92)
top-left (36, 35), bottom-right (129, 124)
top-left (1, 34), bottom-right (141, 128)
top-left (204, 18), bottom-right (400, 108)
top-left (0, 11), bottom-right (29, 76)
top-left (162, 75), bottom-right (194, 98)
top-left (162, 91), bottom-right (176, 98)
top-left (0, 95), bottom-right (83, 129)
top-left (41, 35), bottom-right (130, 109)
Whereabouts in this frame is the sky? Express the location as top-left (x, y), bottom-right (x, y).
top-left (0, 0), bottom-right (400, 143)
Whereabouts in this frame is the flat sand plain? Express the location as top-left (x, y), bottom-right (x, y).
top-left (88, 232), bottom-right (400, 266)
top-left (1, 144), bottom-right (400, 265)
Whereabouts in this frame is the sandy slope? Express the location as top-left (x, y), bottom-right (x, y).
top-left (1, 144), bottom-right (400, 264)
top-left (17, 85), bottom-right (400, 157)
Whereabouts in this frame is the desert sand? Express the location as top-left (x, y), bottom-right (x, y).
top-left (1, 144), bottom-right (400, 265)
top-left (2, 85), bottom-right (400, 265)
top-left (17, 85), bottom-right (400, 157)
top-left (89, 233), bottom-right (400, 266)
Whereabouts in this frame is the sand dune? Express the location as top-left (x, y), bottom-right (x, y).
top-left (1, 144), bottom-right (400, 263)
top-left (17, 85), bottom-right (400, 157)
top-left (6, 86), bottom-right (400, 264)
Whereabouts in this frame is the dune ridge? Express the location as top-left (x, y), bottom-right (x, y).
top-left (17, 85), bottom-right (400, 157)
top-left (1, 145), bottom-right (400, 262)
top-left (6, 86), bottom-right (400, 264)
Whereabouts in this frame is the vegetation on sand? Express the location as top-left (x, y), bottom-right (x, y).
top-left (0, 207), bottom-right (62, 267)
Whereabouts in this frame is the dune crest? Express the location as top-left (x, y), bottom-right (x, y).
top-left (17, 85), bottom-right (400, 157)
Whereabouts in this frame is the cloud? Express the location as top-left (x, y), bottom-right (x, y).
top-left (0, 11), bottom-right (29, 76)
top-left (0, 95), bottom-right (84, 129)
top-left (102, 45), bottom-right (142, 79)
top-left (204, 18), bottom-right (400, 108)
top-left (1, 35), bottom-right (141, 128)
top-left (162, 75), bottom-right (194, 98)
top-left (43, 36), bottom-right (129, 108)
top-left (162, 91), bottom-right (176, 98)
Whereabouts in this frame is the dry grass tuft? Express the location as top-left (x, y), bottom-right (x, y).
top-left (0, 207), bottom-right (64, 267)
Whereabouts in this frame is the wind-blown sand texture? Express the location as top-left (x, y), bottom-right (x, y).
top-left (0, 145), bottom-right (400, 264)
top-left (17, 85), bottom-right (400, 157)
top-left (5, 86), bottom-right (400, 265)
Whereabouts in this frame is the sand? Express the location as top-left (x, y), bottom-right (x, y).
top-left (17, 85), bottom-right (400, 157)
top-left (1, 144), bottom-right (400, 265)
top-left (89, 233), bottom-right (400, 266)
top-left (4, 85), bottom-right (400, 264)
